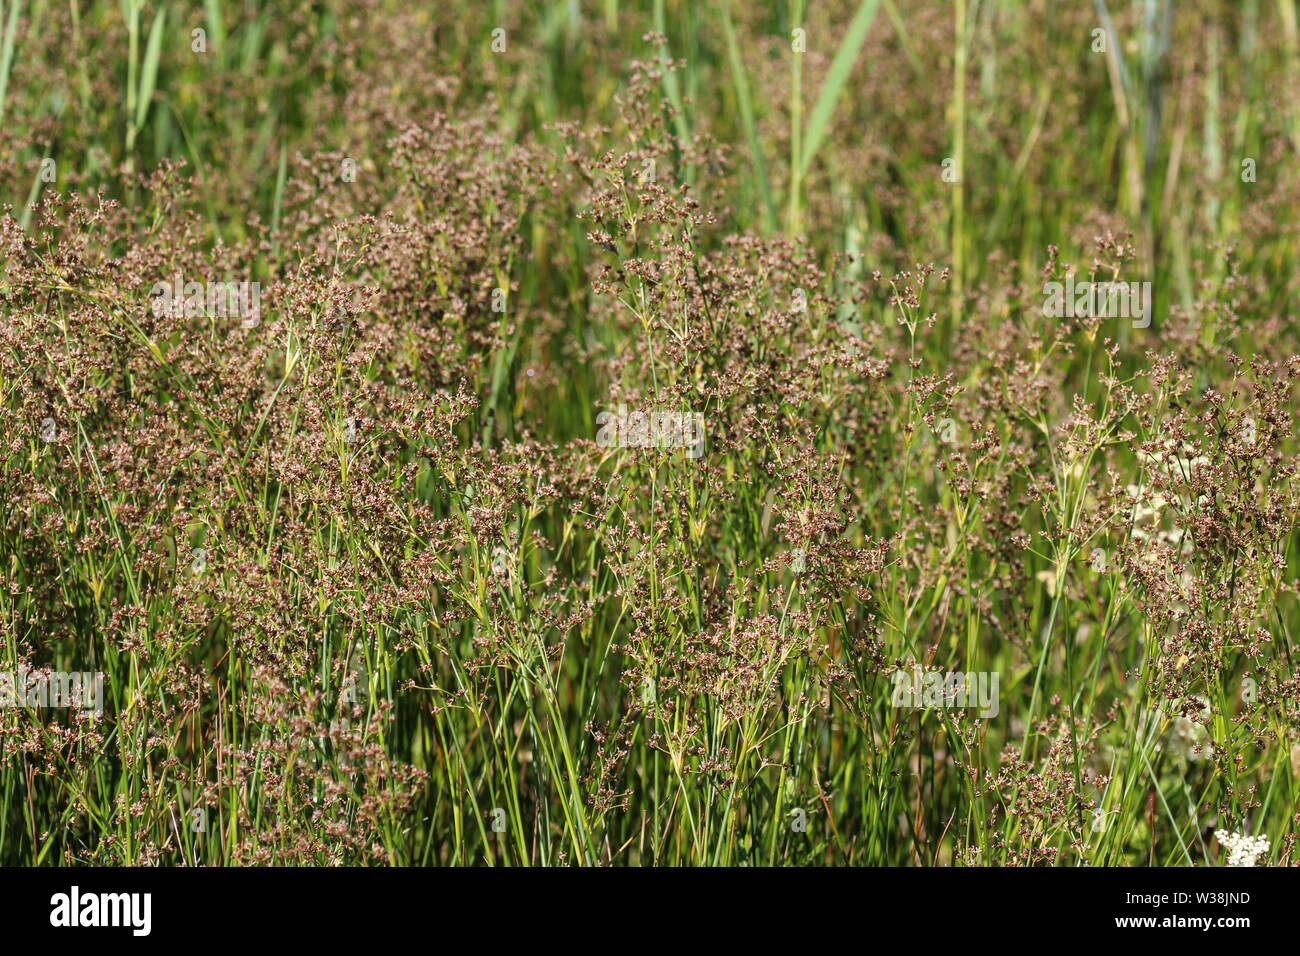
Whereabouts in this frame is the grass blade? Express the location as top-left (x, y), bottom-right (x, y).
top-left (135, 3), bottom-right (166, 133)
top-left (798, 0), bottom-right (881, 179)
top-left (719, 5), bottom-right (777, 234)
top-left (0, 0), bottom-right (23, 128)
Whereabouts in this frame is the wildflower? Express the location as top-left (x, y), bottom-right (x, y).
top-left (1164, 711), bottom-right (1213, 762)
top-left (1214, 829), bottom-right (1270, 867)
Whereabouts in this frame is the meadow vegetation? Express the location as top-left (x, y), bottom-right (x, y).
top-left (1, 0), bottom-right (1298, 866)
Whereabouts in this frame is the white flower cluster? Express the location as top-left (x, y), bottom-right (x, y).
top-left (1128, 442), bottom-right (1210, 556)
top-left (1214, 829), bottom-right (1270, 867)
top-left (1165, 706), bottom-right (1214, 762)
top-left (1130, 698), bottom-right (1214, 763)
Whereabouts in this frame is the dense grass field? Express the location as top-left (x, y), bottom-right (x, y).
top-left (1, 0), bottom-right (1298, 867)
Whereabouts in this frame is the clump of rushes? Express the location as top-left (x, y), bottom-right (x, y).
top-left (0, 1), bottom-right (1298, 867)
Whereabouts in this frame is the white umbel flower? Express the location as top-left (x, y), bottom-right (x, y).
top-left (1214, 829), bottom-right (1270, 867)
